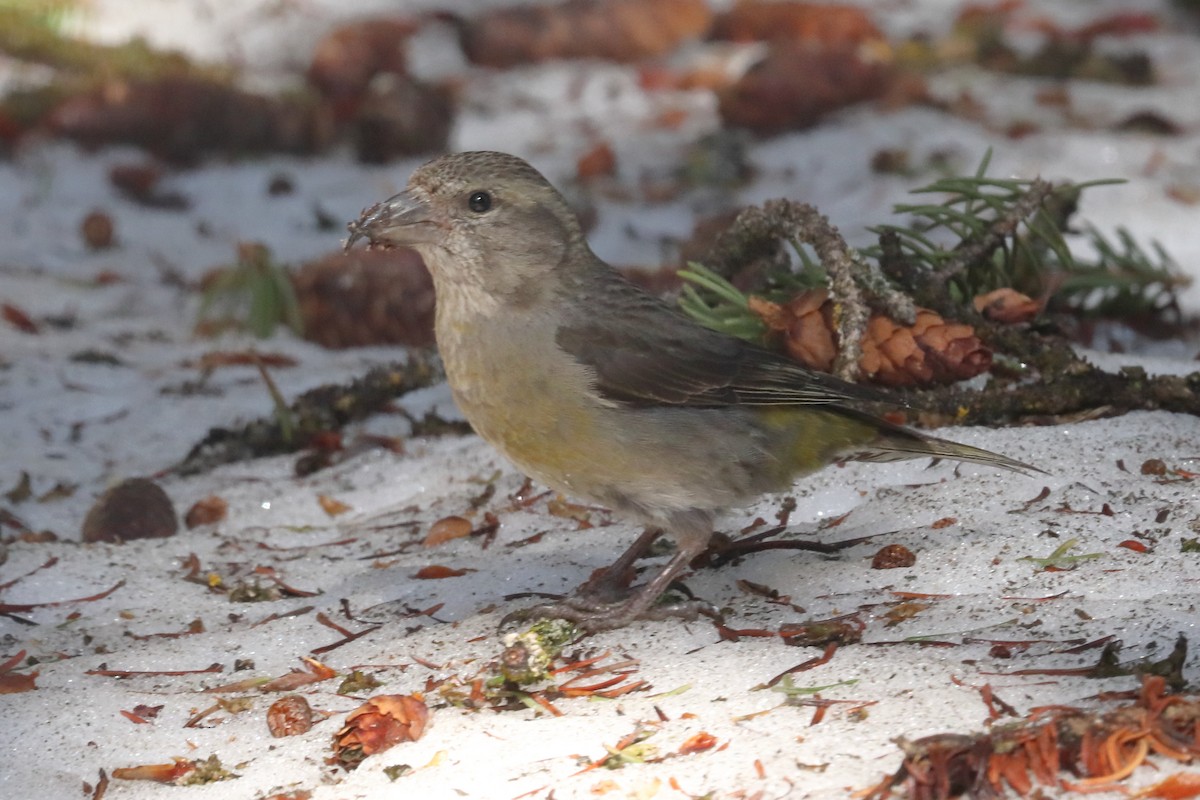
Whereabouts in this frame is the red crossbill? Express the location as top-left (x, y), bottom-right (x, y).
top-left (347, 151), bottom-right (1036, 632)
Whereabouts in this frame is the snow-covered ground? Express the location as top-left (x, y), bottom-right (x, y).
top-left (3, 2), bottom-right (1200, 799)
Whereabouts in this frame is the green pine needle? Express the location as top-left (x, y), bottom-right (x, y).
top-left (196, 244), bottom-right (304, 339)
top-left (677, 263), bottom-right (768, 341)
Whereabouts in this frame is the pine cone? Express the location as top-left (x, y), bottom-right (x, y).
top-left (711, 1), bottom-right (884, 47)
top-left (718, 42), bottom-right (893, 135)
top-left (457, 0), bottom-right (713, 68)
top-left (332, 694), bottom-right (429, 770)
top-left (748, 291), bottom-right (838, 370)
top-left (292, 248), bottom-right (435, 349)
top-left (750, 289), bottom-right (992, 387)
top-left (307, 18), bottom-right (416, 119)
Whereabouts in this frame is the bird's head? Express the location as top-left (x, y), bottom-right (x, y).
top-left (347, 151), bottom-right (586, 300)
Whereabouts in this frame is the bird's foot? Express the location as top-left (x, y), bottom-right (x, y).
top-left (501, 535), bottom-right (719, 633)
top-left (501, 591), bottom-right (721, 634)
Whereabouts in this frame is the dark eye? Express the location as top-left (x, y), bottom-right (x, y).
top-left (467, 191), bottom-right (492, 213)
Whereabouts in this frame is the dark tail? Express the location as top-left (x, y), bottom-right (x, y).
top-left (844, 411), bottom-right (1045, 475)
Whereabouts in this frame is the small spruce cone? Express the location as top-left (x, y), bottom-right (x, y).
top-left (750, 289), bottom-right (991, 388)
top-left (292, 248), bottom-right (435, 349)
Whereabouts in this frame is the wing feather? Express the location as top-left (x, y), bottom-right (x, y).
top-left (554, 270), bottom-right (891, 409)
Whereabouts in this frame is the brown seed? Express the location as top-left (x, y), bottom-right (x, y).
top-left (576, 142), bottom-right (616, 181)
top-left (267, 173), bottom-right (295, 196)
top-left (184, 495), bottom-right (228, 528)
top-left (81, 478), bottom-right (178, 543)
top-left (973, 288), bottom-right (1041, 324)
top-left (424, 515), bottom-right (472, 546)
top-left (109, 162), bottom-right (164, 197)
top-left (871, 543), bottom-right (916, 569)
top-left (317, 494), bottom-right (352, 516)
top-left (81, 210), bottom-right (115, 249)
top-left (1140, 458), bottom-right (1168, 476)
top-left (267, 695), bottom-right (315, 737)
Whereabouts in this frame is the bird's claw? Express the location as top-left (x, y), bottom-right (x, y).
top-left (501, 594), bottom-right (721, 634)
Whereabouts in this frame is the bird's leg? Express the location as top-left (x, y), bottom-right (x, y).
top-left (571, 527), bottom-right (663, 604)
top-left (502, 529), bottom-right (720, 633)
top-left (602, 547), bottom-right (721, 626)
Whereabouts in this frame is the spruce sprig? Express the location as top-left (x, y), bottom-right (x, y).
top-left (681, 150), bottom-right (1188, 334)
